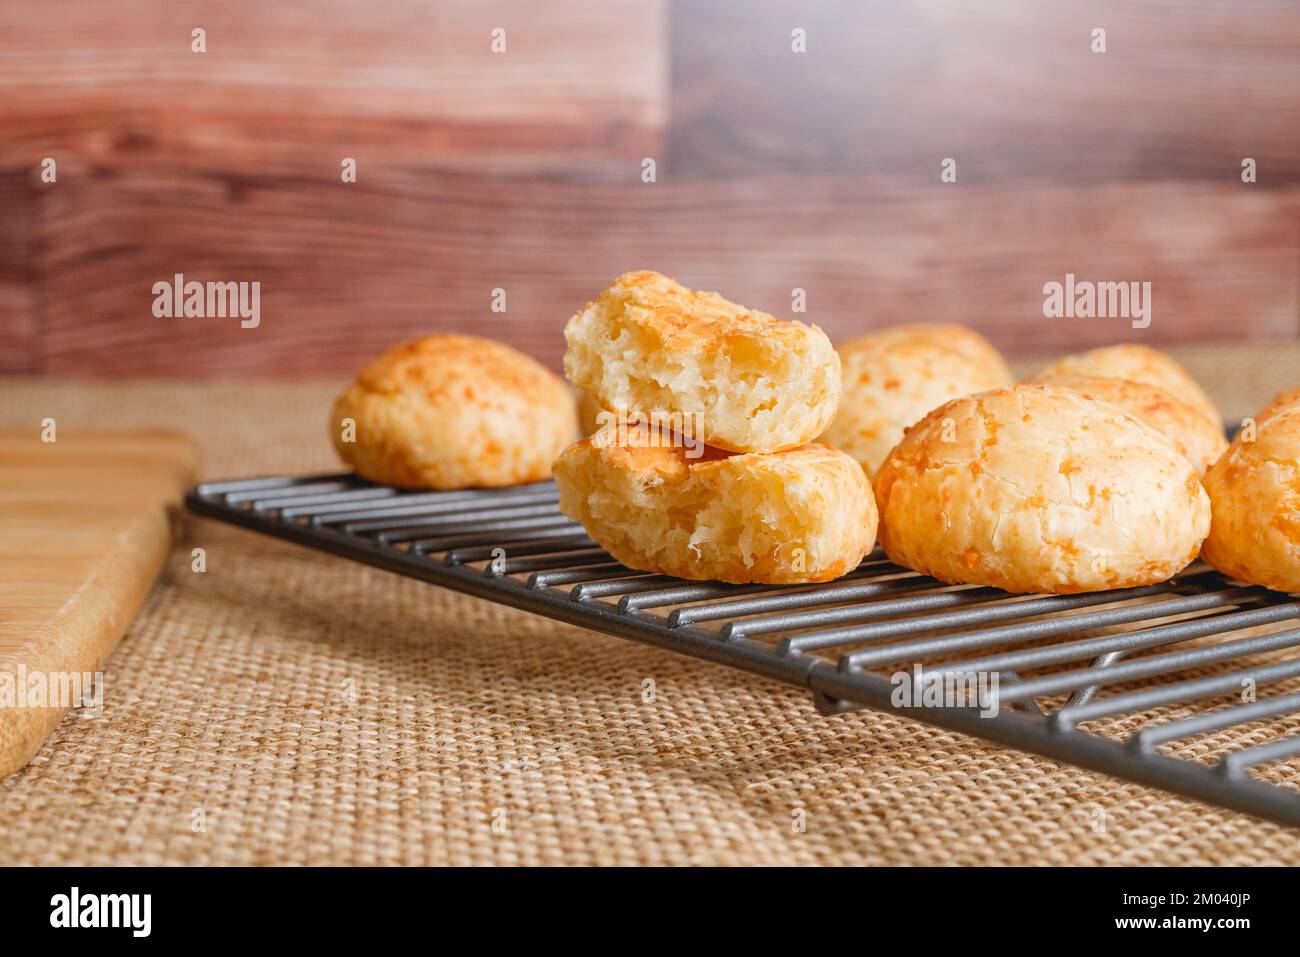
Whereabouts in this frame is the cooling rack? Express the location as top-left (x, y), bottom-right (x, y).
top-left (187, 473), bottom-right (1300, 827)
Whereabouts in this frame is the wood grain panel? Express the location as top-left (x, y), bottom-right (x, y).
top-left (670, 0), bottom-right (1300, 182)
top-left (0, 171), bottom-right (39, 373)
top-left (36, 169), bottom-right (1299, 376)
top-left (0, 0), bottom-right (667, 178)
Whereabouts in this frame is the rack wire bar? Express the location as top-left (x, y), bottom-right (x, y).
top-left (187, 473), bottom-right (1300, 828)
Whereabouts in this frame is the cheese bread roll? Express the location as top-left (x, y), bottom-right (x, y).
top-left (553, 431), bottom-right (876, 584)
top-left (1201, 404), bottom-right (1300, 594)
top-left (1034, 373), bottom-right (1227, 475)
top-left (1033, 344), bottom-right (1220, 426)
top-left (332, 335), bottom-right (576, 489)
top-left (873, 384), bottom-right (1210, 594)
top-left (820, 324), bottom-right (1013, 476)
top-left (563, 271), bottom-right (839, 454)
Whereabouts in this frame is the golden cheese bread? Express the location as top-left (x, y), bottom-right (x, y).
top-left (1033, 344), bottom-right (1221, 426)
top-left (1032, 373), bottom-right (1228, 474)
top-left (331, 334), bottom-right (577, 489)
top-left (819, 324), bottom-right (1013, 476)
top-left (563, 271), bottom-right (839, 454)
top-left (553, 429), bottom-right (876, 584)
top-left (1201, 403), bottom-right (1300, 594)
top-left (873, 384), bottom-right (1210, 594)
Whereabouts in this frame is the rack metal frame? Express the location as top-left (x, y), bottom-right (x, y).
top-left (187, 473), bottom-right (1300, 828)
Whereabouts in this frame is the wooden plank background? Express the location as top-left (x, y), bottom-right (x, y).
top-left (1, 0), bottom-right (1297, 377)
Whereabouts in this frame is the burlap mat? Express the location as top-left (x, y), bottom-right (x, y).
top-left (2, 343), bottom-right (1299, 865)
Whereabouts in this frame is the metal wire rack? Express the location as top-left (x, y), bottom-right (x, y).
top-left (187, 473), bottom-right (1300, 828)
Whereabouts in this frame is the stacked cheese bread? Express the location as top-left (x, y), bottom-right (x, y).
top-left (554, 271), bottom-right (877, 584)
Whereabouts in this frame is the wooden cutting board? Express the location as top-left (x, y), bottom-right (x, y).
top-left (0, 429), bottom-right (195, 777)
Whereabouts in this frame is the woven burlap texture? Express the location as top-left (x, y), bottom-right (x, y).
top-left (2, 344), bottom-right (1299, 865)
